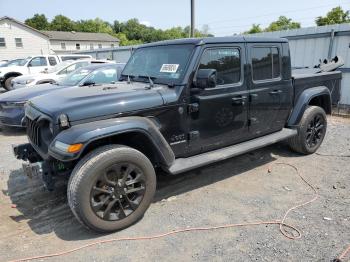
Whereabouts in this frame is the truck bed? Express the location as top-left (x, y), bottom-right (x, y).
top-left (292, 70), bottom-right (342, 105)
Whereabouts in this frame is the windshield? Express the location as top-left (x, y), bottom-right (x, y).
top-left (17, 57), bottom-right (31, 66)
top-left (122, 44), bottom-right (195, 84)
top-left (57, 67), bottom-right (92, 86)
top-left (47, 61), bottom-right (73, 73)
top-left (1, 58), bottom-right (29, 67)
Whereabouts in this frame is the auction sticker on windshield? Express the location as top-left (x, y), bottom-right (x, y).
top-left (160, 64), bottom-right (179, 73)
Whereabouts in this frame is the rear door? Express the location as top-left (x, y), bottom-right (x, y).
top-left (189, 44), bottom-right (249, 154)
top-left (247, 43), bottom-right (288, 136)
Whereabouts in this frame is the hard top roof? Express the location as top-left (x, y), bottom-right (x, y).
top-left (139, 36), bottom-right (288, 48)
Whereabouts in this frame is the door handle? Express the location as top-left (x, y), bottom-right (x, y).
top-left (232, 96), bottom-right (247, 105)
top-left (269, 90), bottom-right (282, 95)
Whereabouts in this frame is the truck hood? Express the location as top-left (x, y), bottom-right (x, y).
top-left (0, 66), bottom-right (25, 76)
top-left (30, 81), bottom-right (172, 123)
top-left (0, 83), bottom-right (64, 102)
top-left (14, 73), bottom-right (55, 82)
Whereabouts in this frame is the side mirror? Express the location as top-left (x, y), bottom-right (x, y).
top-left (194, 69), bottom-right (217, 89)
top-left (81, 80), bottom-right (95, 86)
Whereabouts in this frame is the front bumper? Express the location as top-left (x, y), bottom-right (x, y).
top-left (13, 143), bottom-right (42, 162)
top-left (0, 105), bottom-right (26, 127)
top-left (11, 83), bottom-right (28, 90)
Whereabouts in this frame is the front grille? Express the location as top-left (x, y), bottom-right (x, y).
top-left (26, 118), bottom-right (41, 147)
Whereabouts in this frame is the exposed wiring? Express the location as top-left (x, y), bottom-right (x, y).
top-left (335, 244), bottom-right (350, 262)
top-left (3, 162), bottom-right (338, 262)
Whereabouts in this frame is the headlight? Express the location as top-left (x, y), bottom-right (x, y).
top-left (25, 79), bottom-right (35, 84)
top-left (54, 141), bottom-right (83, 153)
top-left (2, 101), bottom-right (27, 108)
top-left (16, 79), bottom-right (35, 85)
top-left (59, 114), bottom-right (69, 128)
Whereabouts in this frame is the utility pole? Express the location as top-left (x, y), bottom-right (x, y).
top-left (190, 0), bottom-right (195, 37)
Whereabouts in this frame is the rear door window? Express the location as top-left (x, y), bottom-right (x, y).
top-left (251, 47), bottom-right (280, 81)
top-left (48, 56), bottom-right (58, 66)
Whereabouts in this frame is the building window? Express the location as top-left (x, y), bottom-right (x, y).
top-left (90, 43), bottom-right (94, 50)
top-left (15, 38), bottom-right (23, 48)
top-left (0, 37), bottom-right (6, 47)
top-left (61, 43), bottom-right (66, 50)
top-left (251, 47), bottom-right (280, 81)
top-left (111, 44), bottom-right (115, 48)
top-left (98, 44), bottom-right (102, 49)
top-left (76, 43), bottom-right (80, 50)
top-left (198, 48), bottom-right (241, 85)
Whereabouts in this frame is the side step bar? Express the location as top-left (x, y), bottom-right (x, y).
top-left (168, 128), bottom-right (297, 175)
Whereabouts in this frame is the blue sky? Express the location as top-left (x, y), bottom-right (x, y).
top-left (0, 0), bottom-right (349, 36)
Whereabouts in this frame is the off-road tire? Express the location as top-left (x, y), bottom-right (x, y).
top-left (4, 76), bottom-right (15, 91)
top-left (67, 145), bottom-right (156, 233)
top-left (288, 106), bottom-right (327, 154)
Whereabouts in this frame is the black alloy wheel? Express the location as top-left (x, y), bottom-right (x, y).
top-left (90, 163), bottom-right (146, 221)
top-left (305, 114), bottom-right (325, 148)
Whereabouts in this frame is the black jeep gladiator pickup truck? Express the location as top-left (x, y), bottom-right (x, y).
top-left (13, 36), bottom-right (341, 232)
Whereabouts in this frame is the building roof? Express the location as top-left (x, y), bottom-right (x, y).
top-left (42, 30), bottom-right (119, 42)
top-left (247, 23), bottom-right (350, 39)
top-left (0, 16), bottom-right (49, 38)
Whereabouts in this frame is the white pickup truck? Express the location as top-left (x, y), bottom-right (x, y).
top-left (0, 54), bottom-right (92, 90)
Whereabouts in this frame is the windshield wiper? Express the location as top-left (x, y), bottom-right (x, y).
top-left (137, 75), bottom-right (156, 89)
top-left (120, 74), bottom-right (136, 84)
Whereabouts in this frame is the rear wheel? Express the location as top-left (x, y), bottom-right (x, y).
top-left (288, 106), bottom-right (327, 154)
top-left (68, 145), bottom-right (156, 233)
top-left (4, 76), bottom-right (15, 91)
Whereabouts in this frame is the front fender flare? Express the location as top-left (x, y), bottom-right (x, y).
top-left (288, 86), bottom-right (331, 126)
top-left (48, 116), bottom-right (175, 167)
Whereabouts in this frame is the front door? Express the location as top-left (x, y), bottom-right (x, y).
top-left (27, 57), bottom-right (48, 74)
top-left (189, 45), bottom-right (249, 154)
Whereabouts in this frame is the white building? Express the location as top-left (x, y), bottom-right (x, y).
top-left (0, 16), bottom-right (119, 60)
top-left (43, 30), bottom-right (120, 54)
top-left (0, 16), bottom-right (50, 60)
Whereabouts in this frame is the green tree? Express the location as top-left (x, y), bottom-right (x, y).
top-left (24, 14), bottom-right (50, 30)
top-left (75, 18), bottom-right (114, 34)
top-left (316, 7), bottom-right (350, 26)
top-left (265, 16), bottom-right (300, 32)
top-left (115, 32), bottom-right (142, 46)
top-left (50, 15), bottom-right (76, 31)
top-left (244, 24), bottom-right (263, 34)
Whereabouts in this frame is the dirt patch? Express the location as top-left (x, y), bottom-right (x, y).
top-left (0, 117), bottom-right (349, 261)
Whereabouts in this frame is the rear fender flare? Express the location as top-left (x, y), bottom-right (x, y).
top-left (48, 116), bottom-right (175, 167)
top-left (288, 86), bottom-right (331, 126)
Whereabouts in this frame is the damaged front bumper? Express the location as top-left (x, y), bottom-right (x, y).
top-left (13, 143), bottom-right (58, 190)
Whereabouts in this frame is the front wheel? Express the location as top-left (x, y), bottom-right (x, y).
top-left (288, 106), bottom-right (327, 154)
top-left (4, 76), bottom-right (15, 91)
top-left (67, 145), bottom-right (156, 233)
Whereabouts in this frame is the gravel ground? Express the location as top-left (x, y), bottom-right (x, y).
top-left (0, 114), bottom-right (349, 262)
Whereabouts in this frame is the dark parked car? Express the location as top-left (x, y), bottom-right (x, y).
top-left (0, 63), bottom-right (125, 127)
top-left (14, 37), bottom-right (341, 233)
